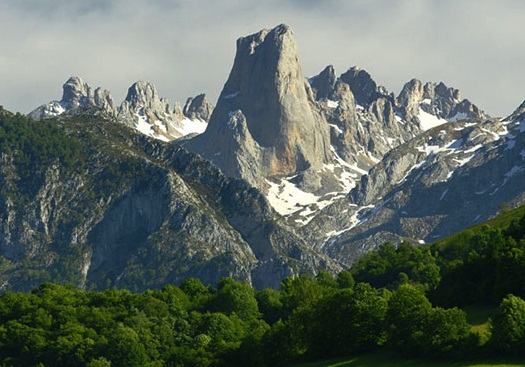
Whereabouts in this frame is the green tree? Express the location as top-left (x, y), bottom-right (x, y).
top-left (106, 324), bottom-right (149, 367)
top-left (385, 285), bottom-right (432, 353)
top-left (490, 294), bottom-right (525, 356)
top-left (256, 288), bottom-right (284, 325)
top-left (423, 307), bottom-right (474, 357)
top-left (209, 278), bottom-right (260, 322)
top-left (336, 270), bottom-right (355, 289)
top-left (306, 283), bottom-right (387, 358)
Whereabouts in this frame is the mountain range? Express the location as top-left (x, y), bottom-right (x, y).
top-left (1, 23), bottom-right (524, 291)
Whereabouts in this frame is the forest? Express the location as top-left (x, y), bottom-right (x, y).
top-left (0, 208), bottom-right (525, 367)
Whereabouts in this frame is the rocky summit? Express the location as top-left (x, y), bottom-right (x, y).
top-left (28, 77), bottom-right (212, 141)
top-left (184, 24), bottom-right (333, 193)
top-left (2, 23), bottom-right (525, 292)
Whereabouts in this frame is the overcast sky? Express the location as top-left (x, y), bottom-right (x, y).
top-left (1, 0), bottom-right (524, 117)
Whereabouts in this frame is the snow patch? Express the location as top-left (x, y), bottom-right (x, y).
top-left (327, 100), bottom-right (339, 108)
top-left (45, 102), bottom-right (66, 116)
top-left (135, 109), bottom-right (153, 135)
top-left (418, 108), bottom-right (447, 131)
top-left (176, 118), bottom-right (208, 136)
top-left (329, 124), bottom-right (343, 134)
top-left (266, 178), bottom-right (320, 216)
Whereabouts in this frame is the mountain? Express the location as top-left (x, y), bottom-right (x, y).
top-left (184, 24), bottom-right (334, 194)
top-left (0, 106), bottom-right (339, 292)
top-left (182, 24), bottom-right (488, 227)
top-left (28, 76), bottom-right (211, 141)
top-left (302, 104), bottom-right (525, 264)
top-left (182, 23), bottom-right (520, 266)
top-left (4, 23), bottom-right (525, 292)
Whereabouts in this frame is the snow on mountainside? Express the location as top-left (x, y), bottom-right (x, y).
top-left (28, 77), bottom-right (213, 141)
top-left (301, 112), bottom-right (525, 265)
top-left (259, 65), bottom-right (487, 226)
top-left (26, 29), bottom-right (491, 235)
top-left (13, 23), bottom-right (525, 287)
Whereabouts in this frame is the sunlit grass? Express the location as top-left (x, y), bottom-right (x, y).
top-left (290, 353), bottom-right (525, 367)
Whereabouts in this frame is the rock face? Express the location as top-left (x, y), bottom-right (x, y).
top-left (28, 78), bottom-right (214, 141)
top-left (505, 99), bottom-right (525, 123)
top-left (28, 76), bottom-right (117, 120)
top-left (185, 24), bottom-right (332, 192)
top-left (397, 79), bottom-right (487, 127)
top-left (183, 94), bottom-right (214, 121)
top-left (18, 24), bottom-right (525, 290)
top-left (118, 81), bottom-right (184, 141)
top-left (0, 107), bottom-right (339, 292)
top-left (302, 112), bottom-right (525, 265)
top-left (310, 66), bottom-right (418, 172)
top-left (309, 65), bottom-right (488, 172)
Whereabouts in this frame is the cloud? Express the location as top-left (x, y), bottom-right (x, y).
top-left (0, 0), bottom-right (524, 116)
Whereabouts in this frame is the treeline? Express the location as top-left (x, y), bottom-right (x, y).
top-left (0, 275), bottom-right (523, 367)
top-left (1, 210), bottom-right (525, 367)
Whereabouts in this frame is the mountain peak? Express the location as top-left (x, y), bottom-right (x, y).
top-left (28, 76), bottom-right (117, 120)
top-left (397, 79), bottom-right (487, 128)
top-left (61, 76), bottom-right (90, 108)
top-left (124, 81), bottom-right (160, 110)
top-left (185, 24), bottom-right (332, 190)
top-left (339, 66), bottom-right (387, 107)
top-left (310, 65), bottom-right (337, 101)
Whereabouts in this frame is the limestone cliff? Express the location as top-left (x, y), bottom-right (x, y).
top-left (0, 106), bottom-right (339, 292)
top-left (185, 24), bottom-right (332, 192)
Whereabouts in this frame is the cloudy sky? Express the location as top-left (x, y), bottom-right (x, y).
top-left (1, 0), bottom-right (524, 117)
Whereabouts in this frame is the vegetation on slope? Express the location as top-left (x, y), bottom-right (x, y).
top-left (1, 204), bottom-right (525, 367)
top-left (2, 105), bottom-right (525, 366)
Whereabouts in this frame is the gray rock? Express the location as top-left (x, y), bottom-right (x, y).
top-left (0, 108), bottom-right (340, 291)
top-left (28, 76), bottom-right (117, 120)
top-left (27, 77), bottom-right (208, 141)
top-left (397, 79), bottom-right (488, 125)
top-left (61, 76), bottom-right (90, 108)
top-left (339, 66), bottom-right (390, 107)
top-left (310, 65), bottom-right (337, 101)
top-left (303, 114), bottom-right (525, 267)
top-left (93, 87), bottom-right (117, 115)
top-left (118, 81), bottom-right (188, 140)
top-left (310, 66), bottom-right (419, 172)
top-left (185, 24), bottom-right (332, 192)
top-left (183, 94), bottom-right (214, 121)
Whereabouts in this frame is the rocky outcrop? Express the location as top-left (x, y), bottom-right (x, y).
top-left (183, 94), bottom-right (213, 121)
top-left (310, 66), bottom-right (418, 171)
top-left (505, 99), bottom-right (525, 123)
top-left (185, 24), bottom-right (332, 192)
top-left (0, 107), bottom-right (340, 292)
top-left (302, 112), bottom-right (525, 265)
top-left (339, 66), bottom-right (391, 107)
top-left (397, 79), bottom-right (487, 127)
top-left (118, 81), bottom-right (184, 141)
top-left (28, 76), bottom-right (117, 120)
top-left (28, 78), bottom-right (214, 141)
top-left (309, 65), bottom-right (337, 101)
